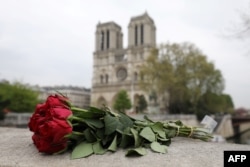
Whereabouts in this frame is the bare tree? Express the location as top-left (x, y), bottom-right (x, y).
top-left (225, 2), bottom-right (250, 55)
top-left (234, 6), bottom-right (250, 39)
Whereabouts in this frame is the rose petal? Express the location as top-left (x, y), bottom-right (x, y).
top-left (48, 108), bottom-right (72, 120)
top-left (46, 95), bottom-right (69, 109)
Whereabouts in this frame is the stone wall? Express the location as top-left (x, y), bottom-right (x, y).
top-left (0, 113), bottom-right (31, 127)
top-left (1, 127), bottom-right (250, 167)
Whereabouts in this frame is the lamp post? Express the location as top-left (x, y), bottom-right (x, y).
top-left (130, 76), bottom-right (134, 113)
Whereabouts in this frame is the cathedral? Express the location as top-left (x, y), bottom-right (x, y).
top-left (91, 12), bottom-right (157, 112)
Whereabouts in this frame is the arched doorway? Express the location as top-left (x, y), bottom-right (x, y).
top-left (97, 96), bottom-right (107, 108)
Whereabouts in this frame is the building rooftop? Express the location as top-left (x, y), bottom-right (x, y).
top-left (130, 11), bottom-right (154, 24)
top-left (97, 21), bottom-right (122, 29)
top-left (42, 86), bottom-right (91, 92)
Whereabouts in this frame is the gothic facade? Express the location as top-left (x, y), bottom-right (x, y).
top-left (91, 12), bottom-right (156, 112)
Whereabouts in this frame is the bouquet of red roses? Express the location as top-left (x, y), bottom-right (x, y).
top-left (29, 94), bottom-right (213, 159)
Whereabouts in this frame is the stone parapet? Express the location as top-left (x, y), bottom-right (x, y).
top-left (1, 127), bottom-right (250, 167)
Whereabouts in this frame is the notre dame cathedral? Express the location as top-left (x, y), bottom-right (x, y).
top-left (91, 12), bottom-right (157, 112)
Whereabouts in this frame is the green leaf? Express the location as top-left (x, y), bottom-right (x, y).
top-left (84, 118), bottom-right (104, 128)
top-left (116, 112), bottom-right (134, 132)
top-left (84, 128), bottom-right (97, 142)
top-left (101, 135), bottom-right (113, 146)
top-left (71, 142), bottom-right (93, 159)
top-left (72, 108), bottom-right (103, 119)
top-left (126, 147), bottom-right (147, 156)
top-left (104, 114), bottom-right (119, 135)
top-left (108, 135), bottom-right (117, 152)
top-left (157, 137), bottom-right (170, 142)
top-left (93, 142), bottom-right (106, 155)
top-left (96, 129), bottom-right (105, 140)
top-left (140, 127), bottom-right (155, 142)
top-left (116, 122), bottom-right (126, 132)
top-left (160, 138), bottom-right (172, 146)
top-left (174, 120), bottom-right (183, 126)
top-left (89, 106), bottom-right (106, 115)
top-left (130, 128), bottom-right (140, 147)
top-left (151, 122), bottom-right (166, 139)
top-left (119, 128), bottom-right (133, 148)
top-left (150, 141), bottom-right (168, 154)
top-left (165, 129), bottom-right (176, 138)
top-left (119, 112), bottom-right (134, 127)
top-left (144, 115), bottom-right (154, 122)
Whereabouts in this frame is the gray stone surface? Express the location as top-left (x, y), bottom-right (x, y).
top-left (0, 127), bottom-right (250, 167)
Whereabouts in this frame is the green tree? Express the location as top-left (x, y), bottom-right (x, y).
top-left (136, 95), bottom-right (147, 113)
top-left (0, 109), bottom-right (5, 120)
top-left (197, 92), bottom-right (234, 120)
top-left (149, 90), bottom-right (158, 105)
top-left (113, 90), bottom-right (132, 113)
top-left (0, 98), bottom-right (10, 120)
top-left (0, 81), bottom-right (39, 113)
top-left (140, 42), bottom-right (227, 115)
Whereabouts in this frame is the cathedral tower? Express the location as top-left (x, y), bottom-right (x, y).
top-left (128, 12), bottom-right (156, 48)
top-left (91, 12), bottom-right (156, 112)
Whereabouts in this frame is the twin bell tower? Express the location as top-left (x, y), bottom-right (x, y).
top-left (91, 12), bottom-right (156, 112)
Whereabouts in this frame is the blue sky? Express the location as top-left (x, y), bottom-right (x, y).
top-left (0, 0), bottom-right (250, 109)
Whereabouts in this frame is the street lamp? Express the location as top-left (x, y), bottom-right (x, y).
top-left (130, 75), bottom-right (134, 113)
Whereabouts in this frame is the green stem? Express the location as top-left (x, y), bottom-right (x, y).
top-left (72, 131), bottom-right (85, 135)
top-left (134, 120), bottom-right (154, 127)
top-left (68, 115), bottom-right (85, 122)
top-left (71, 107), bottom-right (88, 112)
top-left (72, 123), bottom-right (80, 126)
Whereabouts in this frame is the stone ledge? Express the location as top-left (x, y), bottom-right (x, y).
top-left (1, 127), bottom-right (250, 167)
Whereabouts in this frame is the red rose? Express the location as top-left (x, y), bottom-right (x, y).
top-left (47, 107), bottom-right (72, 120)
top-left (29, 95), bottom-right (71, 132)
top-left (29, 94), bottom-right (73, 154)
top-left (28, 103), bottom-right (47, 132)
top-left (32, 118), bottom-right (72, 154)
top-left (46, 94), bottom-right (70, 109)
